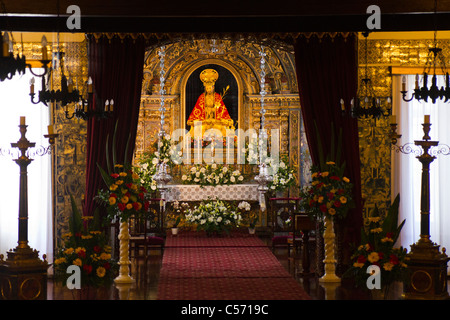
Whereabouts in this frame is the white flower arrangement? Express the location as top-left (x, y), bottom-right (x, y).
top-left (135, 135), bottom-right (182, 192)
top-left (181, 164), bottom-right (245, 187)
top-left (184, 199), bottom-right (243, 234)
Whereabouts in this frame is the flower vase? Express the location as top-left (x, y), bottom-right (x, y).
top-left (114, 220), bottom-right (135, 284)
top-left (248, 227), bottom-right (256, 235)
top-left (171, 227), bottom-right (179, 236)
top-left (319, 216), bottom-right (340, 283)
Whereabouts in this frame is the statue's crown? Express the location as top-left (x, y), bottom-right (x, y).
top-left (200, 69), bottom-right (218, 85)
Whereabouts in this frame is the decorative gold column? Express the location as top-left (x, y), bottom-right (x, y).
top-left (0, 118), bottom-right (49, 300)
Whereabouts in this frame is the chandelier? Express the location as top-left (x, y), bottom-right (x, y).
top-left (342, 32), bottom-right (391, 120)
top-left (1, 32), bottom-right (50, 82)
top-left (401, 0), bottom-right (449, 104)
top-left (400, 35), bottom-right (449, 104)
top-left (29, 34), bottom-right (113, 120)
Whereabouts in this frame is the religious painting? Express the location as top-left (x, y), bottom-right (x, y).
top-left (185, 64), bottom-right (238, 135)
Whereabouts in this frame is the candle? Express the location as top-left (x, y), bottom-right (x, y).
top-left (424, 115), bottom-right (430, 124)
top-left (109, 99), bottom-right (114, 112)
top-left (340, 99), bottom-right (345, 111)
top-left (87, 77), bottom-right (93, 93)
top-left (402, 76), bottom-right (406, 91)
top-left (390, 115), bottom-right (396, 124)
top-left (30, 77), bottom-right (35, 94)
top-left (104, 100), bottom-right (109, 112)
top-left (3, 32), bottom-right (9, 57)
top-left (20, 116), bottom-right (25, 126)
top-left (41, 35), bottom-right (48, 60)
top-left (48, 125), bottom-right (54, 135)
top-left (415, 74), bottom-right (419, 89)
top-left (68, 78), bottom-right (73, 93)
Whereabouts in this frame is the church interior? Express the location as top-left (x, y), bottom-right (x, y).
top-left (1, 0), bottom-right (450, 306)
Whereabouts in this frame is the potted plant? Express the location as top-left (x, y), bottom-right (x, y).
top-left (167, 201), bottom-right (188, 235)
top-left (343, 194), bottom-right (409, 299)
top-left (53, 196), bottom-right (118, 299)
top-left (238, 201), bottom-right (257, 234)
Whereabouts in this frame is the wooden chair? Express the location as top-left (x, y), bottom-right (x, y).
top-left (269, 197), bottom-right (301, 255)
top-left (289, 212), bottom-right (316, 277)
top-left (129, 199), bottom-right (166, 261)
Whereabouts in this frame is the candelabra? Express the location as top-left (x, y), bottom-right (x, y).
top-left (340, 32), bottom-right (391, 120)
top-left (153, 46), bottom-right (172, 196)
top-left (400, 0), bottom-right (450, 104)
top-left (28, 36), bottom-right (113, 121)
top-left (0, 32), bottom-right (50, 82)
top-left (254, 46), bottom-right (273, 211)
top-left (0, 117), bottom-right (53, 300)
top-left (390, 116), bottom-right (449, 300)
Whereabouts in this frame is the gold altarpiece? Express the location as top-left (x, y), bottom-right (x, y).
top-left (9, 34), bottom-right (450, 256)
top-left (134, 40), bottom-right (308, 194)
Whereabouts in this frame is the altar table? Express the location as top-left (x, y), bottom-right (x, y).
top-left (164, 184), bottom-right (260, 202)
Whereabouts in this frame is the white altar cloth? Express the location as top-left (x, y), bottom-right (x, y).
top-left (164, 184), bottom-right (260, 202)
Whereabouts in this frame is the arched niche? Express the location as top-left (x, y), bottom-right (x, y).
top-left (179, 59), bottom-right (245, 133)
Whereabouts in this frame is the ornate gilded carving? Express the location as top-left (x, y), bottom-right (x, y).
top-left (136, 39), bottom-right (308, 200)
top-left (358, 37), bottom-right (450, 219)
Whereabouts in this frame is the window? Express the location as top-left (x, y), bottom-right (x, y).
top-left (392, 74), bottom-right (450, 273)
top-left (0, 69), bottom-right (51, 263)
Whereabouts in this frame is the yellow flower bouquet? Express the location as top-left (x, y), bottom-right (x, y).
top-left (97, 164), bottom-right (150, 222)
top-left (54, 196), bottom-right (118, 289)
top-left (343, 194), bottom-right (409, 294)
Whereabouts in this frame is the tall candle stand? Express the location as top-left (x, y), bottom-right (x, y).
top-left (390, 119), bottom-right (449, 300)
top-left (0, 118), bottom-right (56, 300)
top-left (254, 46), bottom-right (272, 212)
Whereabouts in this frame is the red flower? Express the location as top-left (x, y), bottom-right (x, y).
top-left (330, 176), bottom-right (341, 181)
top-left (93, 245), bottom-right (102, 253)
top-left (103, 262), bottom-right (111, 270)
top-left (83, 264), bottom-right (93, 274)
top-left (111, 173), bottom-right (120, 179)
top-left (357, 255), bottom-right (367, 264)
top-left (378, 252), bottom-right (384, 260)
top-left (309, 199), bottom-right (315, 207)
top-left (110, 193), bottom-right (117, 198)
top-left (334, 200), bottom-right (342, 208)
top-left (138, 192), bottom-right (144, 200)
top-left (389, 254), bottom-right (399, 265)
top-left (337, 189), bottom-right (345, 195)
top-left (126, 183), bottom-right (133, 189)
top-left (118, 203), bottom-right (126, 211)
top-left (319, 204), bottom-right (327, 213)
top-left (77, 249), bottom-right (86, 258)
top-left (144, 201), bottom-right (150, 211)
top-left (327, 192), bottom-right (334, 200)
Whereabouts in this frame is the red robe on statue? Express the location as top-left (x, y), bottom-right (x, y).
top-left (187, 92), bottom-right (234, 128)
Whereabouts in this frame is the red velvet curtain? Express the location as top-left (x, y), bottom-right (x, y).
top-left (83, 35), bottom-right (146, 216)
top-left (293, 33), bottom-right (363, 259)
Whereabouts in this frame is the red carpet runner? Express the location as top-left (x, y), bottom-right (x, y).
top-left (157, 231), bottom-right (311, 300)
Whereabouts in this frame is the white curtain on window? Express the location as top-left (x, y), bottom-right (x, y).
top-left (0, 69), bottom-right (52, 263)
top-left (392, 74), bottom-right (450, 273)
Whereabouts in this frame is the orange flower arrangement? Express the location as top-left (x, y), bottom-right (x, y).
top-left (98, 164), bottom-right (150, 222)
top-left (299, 161), bottom-right (353, 221)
